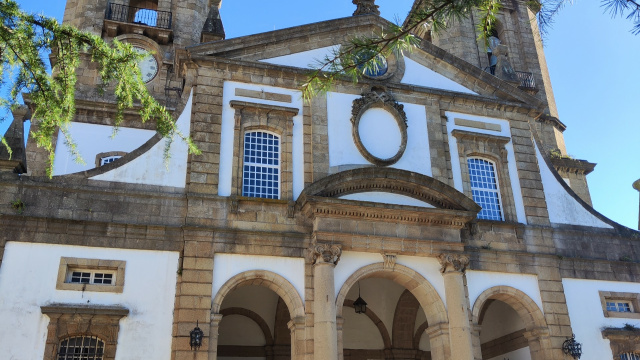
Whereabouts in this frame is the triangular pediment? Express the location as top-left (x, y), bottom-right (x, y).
top-left (187, 15), bottom-right (544, 107)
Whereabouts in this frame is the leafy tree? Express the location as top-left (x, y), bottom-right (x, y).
top-left (0, 0), bottom-right (199, 177)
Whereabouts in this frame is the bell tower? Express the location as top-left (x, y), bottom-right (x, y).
top-left (405, 0), bottom-right (596, 204)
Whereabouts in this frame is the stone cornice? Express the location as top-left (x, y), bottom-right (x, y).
top-left (551, 157), bottom-right (597, 175)
top-left (41, 304), bottom-right (129, 317)
top-left (535, 114), bottom-right (567, 132)
top-left (229, 100), bottom-right (299, 116)
top-left (451, 129), bottom-right (511, 146)
top-left (300, 195), bottom-right (477, 229)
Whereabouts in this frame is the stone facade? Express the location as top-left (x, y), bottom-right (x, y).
top-left (0, 1), bottom-right (638, 360)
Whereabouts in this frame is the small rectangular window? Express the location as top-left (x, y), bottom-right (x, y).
top-left (67, 269), bottom-right (116, 286)
top-left (100, 155), bottom-right (122, 166)
top-left (600, 291), bottom-right (640, 319)
top-left (57, 257), bottom-right (125, 293)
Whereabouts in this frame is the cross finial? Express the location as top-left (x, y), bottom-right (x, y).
top-left (352, 0), bottom-right (380, 16)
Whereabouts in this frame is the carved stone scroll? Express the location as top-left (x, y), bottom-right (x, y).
top-left (312, 244), bottom-right (342, 265)
top-left (437, 253), bottom-right (470, 273)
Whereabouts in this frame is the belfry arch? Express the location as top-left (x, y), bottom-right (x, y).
top-left (335, 262), bottom-right (450, 360)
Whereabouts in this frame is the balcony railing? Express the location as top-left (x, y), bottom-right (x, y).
top-left (484, 66), bottom-right (536, 90)
top-left (105, 3), bottom-right (172, 29)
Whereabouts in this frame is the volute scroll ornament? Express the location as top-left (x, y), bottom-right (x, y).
top-left (437, 253), bottom-right (470, 273)
top-left (312, 244), bottom-right (342, 265)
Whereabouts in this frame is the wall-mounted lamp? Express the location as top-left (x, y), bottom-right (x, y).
top-left (190, 320), bottom-right (204, 350)
top-left (562, 333), bottom-right (582, 359)
top-left (353, 282), bottom-right (367, 314)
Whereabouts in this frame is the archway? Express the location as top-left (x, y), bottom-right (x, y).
top-left (471, 286), bottom-right (551, 360)
top-left (336, 263), bottom-right (449, 360)
top-left (211, 271), bottom-right (306, 360)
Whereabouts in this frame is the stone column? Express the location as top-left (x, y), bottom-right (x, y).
top-left (207, 313), bottom-right (224, 360)
top-left (438, 253), bottom-right (474, 360)
top-left (312, 243), bottom-right (341, 360)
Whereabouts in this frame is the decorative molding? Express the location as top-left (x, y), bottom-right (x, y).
top-left (437, 253), bottom-right (470, 273)
top-left (351, 87), bottom-right (408, 166)
top-left (602, 328), bottom-right (640, 356)
top-left (229, 100), bottom-right (299, 116)
top-left (451, 129), bottom-right (511, 146)
top-left (551, 157), bottom-right (597, 175)
top-left (312, 243), bottom-right (342, 265)
top-left (382, 253), bottom-right (397, 269)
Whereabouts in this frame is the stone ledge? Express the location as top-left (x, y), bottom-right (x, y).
top-left (551, 157), bottom-right (596, 175)
top-left (41, 304), bottom-right (129, 317)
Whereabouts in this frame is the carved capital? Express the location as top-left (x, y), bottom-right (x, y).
top-left (437, 253), bottom-right (469, 273)
top-left (382, 253), bottom-right (397, 270)
top-left (312, 243), bottom-right (342, 265)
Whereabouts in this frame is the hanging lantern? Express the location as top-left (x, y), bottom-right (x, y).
top-left (562, 333), bottom-right (582, 359)
top-left (353, 282), bottom-right (367, 314)
top-left (190, 320), bottom-right (204, 350)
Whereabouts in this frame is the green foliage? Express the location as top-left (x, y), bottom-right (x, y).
top-left (0, 0), bottom-right (200, 177)
top-left (10, 198), bottom-right (24, 213)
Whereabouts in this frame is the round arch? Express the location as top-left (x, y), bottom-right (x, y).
top-left (471, 285), bottom-right (547, 329)
top-left (212, 270), bottom-right (305, 320)
top-left (219, 307), bottom-right (274, 345)
top-left (335, 262), bottom-right (448, 326)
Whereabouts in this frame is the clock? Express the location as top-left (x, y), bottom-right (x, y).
top-left (132, 46), bottom-right (159, 83)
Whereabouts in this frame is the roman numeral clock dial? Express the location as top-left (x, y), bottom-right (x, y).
top-left (132, 46), bottom-right (159, 83)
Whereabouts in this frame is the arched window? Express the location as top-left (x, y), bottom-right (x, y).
top-left (467, 158), bottom-right (503, 221)
top-left (621, 353), bottom-right (640, 360)
top-left (57, 336), bottom-right (105, 360)
top-left (242, 131), bottom-right (280, 199)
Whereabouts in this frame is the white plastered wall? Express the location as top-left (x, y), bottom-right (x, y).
top-left (401, 57), bottom-right (477, 95)
top-left (466, 271), bottom-right (544, 314)
top-left (563, 278), bottom-right (640, 360)
top-left (334, 251), bottom-right (446, 309)
top-left (446, 111), bottom-right (528, 224)
top-left (52, 124), bottom-right (154, 176)
top-left (0, 242), bottom-right (179, 360)
top-left (260, 45), bottom-right (338, 69)
top-left (327, 92), bottom-right (431, 176)
top-left (338, 192), bottom-right (435, 208)
top-left (218, 81), bottom-right (304, 200)
top-left (535, 145), bottom-right (612, 228)
top-left (89, 90), bottom-right (193, 188)
top-left (212, 253), bottom-right (306, 304)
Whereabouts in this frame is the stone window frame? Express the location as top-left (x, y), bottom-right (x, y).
top-left (95, 151), bottom-right (127, 168)
top-left (599, 291), bottom-right (640, 319)
top-left (56, 257), bottom-right (126, 293)
top-left (41, 305), bottom-right (128, 360)
top-left (452, 129), bottom-right (518, 222)
top-left (230, 100), bottom-right (298, 201)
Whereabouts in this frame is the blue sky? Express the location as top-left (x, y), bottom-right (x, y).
top-left (13, 0), bottom-right (640, 229)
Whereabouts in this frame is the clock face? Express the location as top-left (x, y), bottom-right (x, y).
top-left (133, 46), bottom-right (159, 83)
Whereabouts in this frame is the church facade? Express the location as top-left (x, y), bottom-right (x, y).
top-left (0, 0), bottom-right (639, 359)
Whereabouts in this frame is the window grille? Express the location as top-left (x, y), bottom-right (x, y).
top-left (467, 158), bottom-right (503, 221)
top-left (57, 336), bottom-right (104, 360)
top-left (621, 353), bottom-right (640, 360)
top-left (242, 131), bottom-right (280, 199)
top-left (607, 301), bottom-right (633, 312)
top-left (100, 156), bottom-right (121, 166)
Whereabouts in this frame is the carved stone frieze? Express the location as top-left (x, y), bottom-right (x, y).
top-left (437, 253), bottom-right (470, 273)
top-left (312, 243), bottom-right (342, 265)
